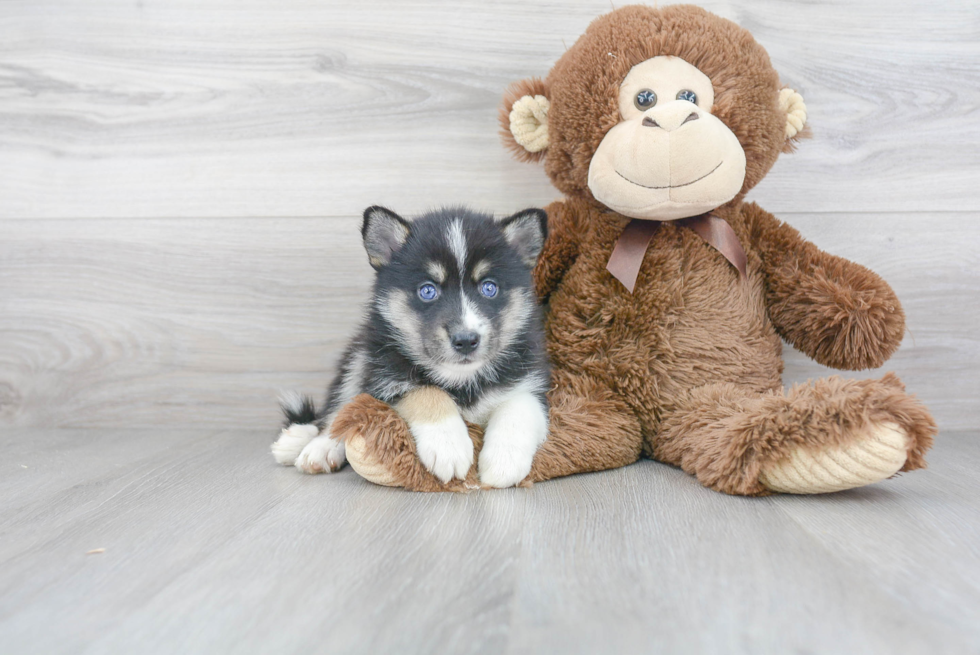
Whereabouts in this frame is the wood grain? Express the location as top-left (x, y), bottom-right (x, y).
top-left (1, 0), bottom-right (975, 431)
top-left (1, 213), bottom-right (975, 431)
top-left (0, 427), bottom-right (977, 654)
top-left (0, 216), bottom-right (373, 429)
top-left (0, 0), bottom-right (976, 219)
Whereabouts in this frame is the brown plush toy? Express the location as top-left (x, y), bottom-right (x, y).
top-left (336, 3), bottom-right (937, 495)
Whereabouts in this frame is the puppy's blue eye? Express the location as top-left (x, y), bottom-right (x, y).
top-left (418, 283), bottom-right (439, 301)
top-left (479, 280), bottom-right (498, 298)
top-left (676, 89), bottom-right (698, 104)
top-left (634, 89), bottom-right (657, 110)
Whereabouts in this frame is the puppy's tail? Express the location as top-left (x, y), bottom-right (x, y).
top-left (271, 392), bottom-right (322, 466)
top-left (279, 391), bottom-right (321, 426)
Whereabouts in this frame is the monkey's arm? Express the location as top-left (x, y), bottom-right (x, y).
top-left (744, 202), bottom-right (905, 371)
top-left (533, 200), bottom-right (583, 301)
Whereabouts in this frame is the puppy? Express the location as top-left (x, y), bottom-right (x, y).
top-left (271, 205), bottom-right (550, 488)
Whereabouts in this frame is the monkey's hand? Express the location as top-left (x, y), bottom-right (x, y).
top-left (746, 203), bottom-right (905, 371)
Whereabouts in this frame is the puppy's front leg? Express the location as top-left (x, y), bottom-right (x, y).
top-left (396, 387), bottom-right (473, 484)
top-left (479, 392), bottom-right (548, 488)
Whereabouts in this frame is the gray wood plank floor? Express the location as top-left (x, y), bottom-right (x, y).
top-left (1, 428), bottom-right (978, 654)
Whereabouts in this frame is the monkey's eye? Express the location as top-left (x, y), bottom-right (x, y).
top-left (478, 280), bottom-right (498, 298)
top-left (676, 89), bottom-right (698, 104)
top-left (418, 283), bottom-right (440, 301)
top-left (634, 89), bottom-right (657, 110)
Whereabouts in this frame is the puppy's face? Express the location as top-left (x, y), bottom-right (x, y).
top-left (363, 206), bottom-right (546, 387)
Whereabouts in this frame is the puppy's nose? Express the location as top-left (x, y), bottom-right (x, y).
top-left (451, 331), bottom-right (480, 355)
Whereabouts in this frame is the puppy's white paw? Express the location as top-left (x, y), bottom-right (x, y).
top-left (295, 434), bottom-right (347, 475)
top-left (410, 415), bottom-right (474, 484)
top-left (479, 392), bottom-right (548, 488)
top-left (271, 423), bottom-right (319, 466)
top-left (478, 439), bottom-right (536, 488)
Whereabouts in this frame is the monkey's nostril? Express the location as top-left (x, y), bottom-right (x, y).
top-left (642, 116), bottom-right (660, 128)
top-left (682, 112), bottom-right (700, 125)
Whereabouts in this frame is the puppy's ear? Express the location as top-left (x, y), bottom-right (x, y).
top-left (362, 206), bottom-right (410, 270)
top-left (500, 208), bottom-right (548, 267)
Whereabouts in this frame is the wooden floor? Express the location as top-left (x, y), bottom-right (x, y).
top-left (1, 428), bottom-right (978, 654)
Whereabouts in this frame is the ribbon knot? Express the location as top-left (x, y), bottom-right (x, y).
top-left (606, 214), bottom-right (747, 293)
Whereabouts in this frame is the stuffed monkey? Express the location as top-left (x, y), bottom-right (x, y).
top-left (336, 4), bottom-right (936, 495)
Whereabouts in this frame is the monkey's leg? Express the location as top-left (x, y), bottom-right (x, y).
top-left (652, 373), bottom-right (936, 496)
top-left (524, 369), bottom-right (644, 483)
top-left (333, 368), bottom-right (644, 491)
top-left (332, 394), bottom-right (483, 493)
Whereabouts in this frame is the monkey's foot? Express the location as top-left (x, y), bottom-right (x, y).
top-left (333, 394), bottom-right (482, 492)
top-left (760, 421), bottom-right (908, 494)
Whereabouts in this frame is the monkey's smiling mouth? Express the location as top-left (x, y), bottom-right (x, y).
top-left (616, 160), bottom-right (724, 190)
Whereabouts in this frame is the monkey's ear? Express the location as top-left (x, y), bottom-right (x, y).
top-left (500, 208), bottom-right (548, 267)
top-left (779, 88), bottom-right (810, 153)
top-left (362, 206), bottom-right (410, 270)
top-left (499, 78), bottom-right (550, 163)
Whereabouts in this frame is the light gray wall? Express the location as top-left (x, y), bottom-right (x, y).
top-left (1, 0), bottom-right (977, 431)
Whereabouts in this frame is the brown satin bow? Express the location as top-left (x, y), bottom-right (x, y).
top-left (606, 214), bottom-right (747, 293)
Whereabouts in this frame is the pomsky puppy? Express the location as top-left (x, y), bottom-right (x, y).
top-left (271, 205), bottom-right (551, 488)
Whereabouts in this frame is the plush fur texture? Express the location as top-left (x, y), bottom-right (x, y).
top-left (500, 5), bottom-right (797, 204)
top-left (330, 4), bottom-right (936, 495)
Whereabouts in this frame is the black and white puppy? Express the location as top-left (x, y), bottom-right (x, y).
top-left (271, 206), bottom-right (550, 488)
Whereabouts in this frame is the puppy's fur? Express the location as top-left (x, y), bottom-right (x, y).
top-left (271, 206), bottom-right (551, 488)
